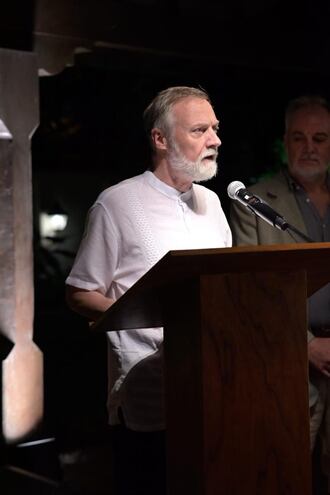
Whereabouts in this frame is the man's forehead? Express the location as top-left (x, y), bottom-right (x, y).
top-left (288, 108), bottom-right (330, 131)
top-left (290, 107), bottom-right (330, 121)
top-left (171, 97), bottom-right (217, 122)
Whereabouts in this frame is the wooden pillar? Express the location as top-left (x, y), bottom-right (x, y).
top-left (0, 48), bottom-right (42, 442)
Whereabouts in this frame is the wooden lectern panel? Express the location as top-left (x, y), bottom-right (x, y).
top-left (164, 270), bottom-right (310, 495)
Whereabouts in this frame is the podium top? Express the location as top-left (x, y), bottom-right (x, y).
top-left (92, 242), bottom-right (330, 332)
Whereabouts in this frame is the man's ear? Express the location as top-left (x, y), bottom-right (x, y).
top-left (151, 128), bottom-right (168, 151)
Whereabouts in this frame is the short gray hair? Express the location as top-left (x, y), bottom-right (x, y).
top-left (285, 95), bottom-right (330, 130)
top-left (143, 86), bottom-right (210, 146)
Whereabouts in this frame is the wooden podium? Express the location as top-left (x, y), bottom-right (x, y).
top-left (93, 242), bottom-right (330, 495)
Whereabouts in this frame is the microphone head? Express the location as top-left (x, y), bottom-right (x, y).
top-left (227, 181), bottom-right (246, 199)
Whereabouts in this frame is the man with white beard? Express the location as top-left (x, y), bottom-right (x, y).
top-left (65, 86), bottom-right (232, 495)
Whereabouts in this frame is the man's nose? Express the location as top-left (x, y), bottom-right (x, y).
top-left (305, 138), bottom-right (315, 152)
top-left (207, 128), bottom-right (221, 147)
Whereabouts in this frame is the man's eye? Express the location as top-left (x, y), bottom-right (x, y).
top-left (314, 136), bottom-right (328, 143)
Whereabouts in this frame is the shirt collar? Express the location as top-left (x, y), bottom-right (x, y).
top-left (144, 170), bottom-right (193, 201)
top-left (283, 168), bottom-right (300, 191)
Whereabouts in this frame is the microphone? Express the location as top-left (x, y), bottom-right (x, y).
top-left (227, 180), bottom-right (289, 231)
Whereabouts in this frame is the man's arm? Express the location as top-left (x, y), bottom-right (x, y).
top-left (66, 285), bottom-right (114, 323)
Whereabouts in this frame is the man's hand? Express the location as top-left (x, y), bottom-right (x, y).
top-left (308, 337), bottom-right (330, 377)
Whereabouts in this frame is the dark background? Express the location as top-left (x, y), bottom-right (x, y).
top-left (13, 1), bottom-right (329, 484)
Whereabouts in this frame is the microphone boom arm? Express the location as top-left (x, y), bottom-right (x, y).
top-left (246, 197), bottom-right (313, 242)
top-left (246, 198), bottom-right (288, 230)
top-left (227, 180), bottom-right (313, 243)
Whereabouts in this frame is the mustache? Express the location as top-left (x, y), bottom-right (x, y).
top-left (200, 149), bottom-right (218, 160)
top-left (300, 153), bottom-right (319, 161)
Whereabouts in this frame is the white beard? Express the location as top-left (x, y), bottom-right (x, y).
top-left (168, 140), bottom-right (218, 183)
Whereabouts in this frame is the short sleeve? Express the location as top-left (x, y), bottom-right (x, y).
top-left (66, 202), bottom-right (119, 295)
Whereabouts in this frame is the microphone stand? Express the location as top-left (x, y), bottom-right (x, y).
top-left (281, 222), bottom-right (313, 243)
top-left (244, 199), bottom-right (313, 243)
top-left (247, 202), bottom-right (313, 243)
